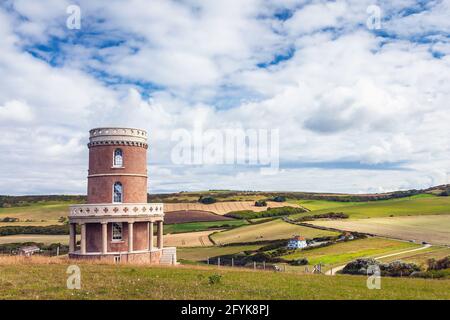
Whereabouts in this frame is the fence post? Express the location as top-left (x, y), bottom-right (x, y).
top-left (263, 261), bottom-right (266, 270)
top-left (207, 257), bottom-right (209, 265)
top-left (56, 246), bottom-right (60, 256)
top-left (231, 258), bottom-right (234, 268)
top-left (253, 261), bottom-right (256, 270)
top-left (218, 257), bottom-right (220, 268)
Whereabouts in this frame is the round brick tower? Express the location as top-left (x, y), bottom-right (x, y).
top-left (68, 127), bottom-right (176, 264)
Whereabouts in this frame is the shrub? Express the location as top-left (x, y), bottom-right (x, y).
top-left (198, 196), bottom-right (216, 204)
top-left (290, 258), bottom-right (308, 266)
top-left (254, 200), bottom-right (267, 207)
top-left (294, 212), bottom-right (348, 222)
top-left (342, 258), bottom-right (420, 277)
top-left (272, 196), bottom-right (286, 202)
top-left (208, 274), bottom-right (222, 285)
top-left (0, 225), bottom-right (73, 236)
top-left (225, 206), bottom-right (306, 219)
top-left (427, 256), bottom-right (450, 271)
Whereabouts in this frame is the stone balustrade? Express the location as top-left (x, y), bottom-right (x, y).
top-left (69, 203), bottom-right (164, 217)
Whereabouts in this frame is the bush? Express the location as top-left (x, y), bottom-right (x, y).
top-left (0, 225), bottom-right (73, 236)
top-left (208, 274), bottom-right (222, 285)
top-left (341, 258), bottom-right (420, 277)
top-left (290, 258), bottom-right (308, 266)
top-left (272, 196), bottom-right (286, 202)
top-left (427, 256), bottom-right (450, 271)
top-left (294, 212), bottom-right (348, 222)
top-left (225, 206), bottom-right (306, 219)
top-left (254, 200), bottom-right (267, 207)
top-left (0, 217), bottom-right (19, 222)
top-left (198, 196), bottom-right (216, 204)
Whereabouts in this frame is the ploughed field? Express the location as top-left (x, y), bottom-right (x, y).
top-left (0, 257), bottom-right (449, 299)
top-left (164, 210), bottom-right (232, 224)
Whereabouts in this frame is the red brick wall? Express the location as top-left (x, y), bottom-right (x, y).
top-left (87, 144), bottom-right (148, 203)
top-left (86, 223), bottom-right (102, 252)
top-left (87, 175), bottom-right (147, 203)
top-left (133, 222), bottom-right (149, 251)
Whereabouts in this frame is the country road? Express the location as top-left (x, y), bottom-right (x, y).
top-left (325, 244), bottom-right (431, 275)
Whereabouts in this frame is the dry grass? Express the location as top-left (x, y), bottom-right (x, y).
top-left (163, 230), bottom-right (219, 247)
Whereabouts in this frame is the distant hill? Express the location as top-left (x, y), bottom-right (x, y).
top-left (1, 184), bottom-right (449, 208)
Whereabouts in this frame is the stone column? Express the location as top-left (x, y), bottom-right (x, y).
top-left (101, 222), bottom-right (108, 254)
top-left (149, 221), bottom-right (154, 251)
top-left (69, 223), bottom-right (76, 253)
top-left (128, 222), bottom-right (134, 253)
top-left (157, 220), bottom-right (163, 249)
top-left (80, 223), bottom-right (86, 254)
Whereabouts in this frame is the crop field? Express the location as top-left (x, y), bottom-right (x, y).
top-left (281, 237), bottom-right (420, 269)
top-left (164, 220), bottom-right (248, 234)
top-left (163, 230), bottom-right (218, 247)
top-left (211, 219), bottom-right (339, 245)
top-left (178, 244), bottom-right (263, 262)
top-left (0, 234), bottom-right (70, 245)
top-left (291, 195), bottom-right (450, 220)
top-left (164, 201), bottom-right (301, 215)
top-left (164, 210), bottom-right (232, 224)
top-left (0, 258), bottom-right (449, 299)
top-left (310, 215), bottom-right (450, 245)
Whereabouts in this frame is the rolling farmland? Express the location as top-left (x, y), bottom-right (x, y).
top-left (310, 215), bottom-right (450, 245)
top-left (291, 195), bottom-right (450, 219)
top-left (165, 201), bottom-right (302, 215)
top-left (211, 219), bottom-right (339, 245)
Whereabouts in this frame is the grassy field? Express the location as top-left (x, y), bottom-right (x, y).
top-left (0, 258), bottom-right (449, 299)
top-left (211, 219), bottom-right (339, 245)
top-left (310, 215), bottom-right (450, 245)
top-left (178, 245), bottom-right (263, 262)
top-left (281, 237), bottom-right (420, 269)
top-left (291, 195), bottom-right (450, 220)
top-left (0, 234), bottom-right (70, 245)
top-left (0, 201), bottom-right (74, 225)
top-left (164, 220), bottom-right (248, 234)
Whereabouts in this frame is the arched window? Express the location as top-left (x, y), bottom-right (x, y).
top-left (113, 148), bottom-right (123, 167)
top-left (113, 182), bottom-right (123, 203)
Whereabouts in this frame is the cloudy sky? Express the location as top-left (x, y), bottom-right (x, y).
top-left (0, 0), bottom-right (449, 195)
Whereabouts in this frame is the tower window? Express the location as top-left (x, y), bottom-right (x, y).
top-left (113, 148), bottom-right (123, 167)
top-left (112, 223), bottom-right (123, 241)
top-left (113, 182), bottom-right (123, 203)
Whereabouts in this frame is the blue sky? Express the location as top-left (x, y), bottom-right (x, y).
top-left (0, 0), bottom-right (449, 195)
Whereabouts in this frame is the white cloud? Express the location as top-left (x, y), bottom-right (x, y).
top-left (0, 1), bottom-right (449, 194)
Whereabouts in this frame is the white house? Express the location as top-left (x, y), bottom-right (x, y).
top-left (287, 236), bottom-right (307, 249)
